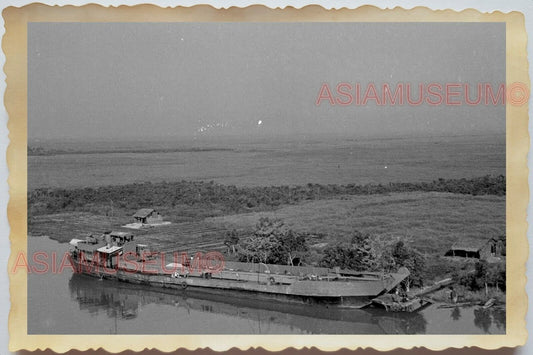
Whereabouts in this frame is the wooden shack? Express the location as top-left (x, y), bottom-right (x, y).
top-left (445, 237), bottom-right (504, 260)
top-left (133, 208), bottom-right (163, 224)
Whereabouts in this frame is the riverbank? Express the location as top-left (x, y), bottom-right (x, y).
top-left (428, 287), bottom-right (506, 308)
top-left (28, 178), bottom-right (505, 285)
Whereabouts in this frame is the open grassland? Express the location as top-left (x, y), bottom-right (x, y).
top-left (28, 174), bottom-right (505, 258)
top-left (30, 191), bottom-right (505, 259)
top-left (206, 192), bottom-right (505, 255)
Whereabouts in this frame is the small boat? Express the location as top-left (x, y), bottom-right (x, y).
top-left (68, 231), bottom-right (411, 308)
top-left (371, 294), bottom-right (432, 312)
top-left (482, 298), bottom-right (496, 309)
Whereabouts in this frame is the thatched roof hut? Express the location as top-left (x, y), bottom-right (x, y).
top-left (133, 208), bottom-right (162, 224)
top-left (445, 237), bottom-right (504, 260)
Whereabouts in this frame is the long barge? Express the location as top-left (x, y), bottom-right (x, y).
top-left (69, 231), bottom-right (410, 308)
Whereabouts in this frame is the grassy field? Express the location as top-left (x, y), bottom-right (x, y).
top-left (206, 191), bottom-right (505, 255)
top-left (26, 135), bottom-right (506, 299)
top-left (30, 191), bottom-right (504, 259)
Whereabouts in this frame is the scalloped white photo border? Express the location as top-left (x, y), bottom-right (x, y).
top-left (0, 1), bottom-right (531, 354)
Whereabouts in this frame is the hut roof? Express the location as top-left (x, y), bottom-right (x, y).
top-left (449, 238), bottom-right (492, 253)
top-left (133, 208), bottom-right (155, 218)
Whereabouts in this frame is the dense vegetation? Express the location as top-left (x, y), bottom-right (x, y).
top-left (228, 218), bottom-right (427, 288)
top-left (320, 234), bottom-right (426, 288)
top-left (229, 218), bottom-right (506, 295)
top-left (455, 261), bottom-right (506, 292)
top-left (319, 231), bottom-right (379, 271)
top-left (430, 259), bottom-right (506, 305)
top-left (29, 175), bottom-right (505, 216)
top-left (230, 218), bottom-right (309, 265)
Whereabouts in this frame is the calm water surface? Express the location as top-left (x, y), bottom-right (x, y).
top-left (28, 237), bottom-right (505, 334)
top-left (28, 135), bottom-right (505, 189)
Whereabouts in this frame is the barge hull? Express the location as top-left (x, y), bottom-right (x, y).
top-left (71, 260), bottom-right (392, 308)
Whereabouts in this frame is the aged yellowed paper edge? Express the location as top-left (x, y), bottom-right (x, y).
top-left (4, 3), bottom-right (529, 352)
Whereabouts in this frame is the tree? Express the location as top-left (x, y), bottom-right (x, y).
top-left (456, 261), bottom-right (506, 293)
top-left (379, 241), bottom-right (426, 289)
top-left (322, 235), bottom-right (426, 288)
top-left (223, 229), bottom-right (240, 254)
top-left (319, 231), bottom-right (378, 271)
top-left (235, 218), bottom-right (308, 265)
top-left (236, 234), bottom-right (280, 263)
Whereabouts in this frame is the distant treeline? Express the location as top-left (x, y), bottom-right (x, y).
top-left (29, 175), bottom-right (505, 216)
top-left (27, 146), bottom-right (234, 156)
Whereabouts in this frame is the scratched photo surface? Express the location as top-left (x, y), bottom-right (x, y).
top-left (26, 22), bottom-right (506, 335)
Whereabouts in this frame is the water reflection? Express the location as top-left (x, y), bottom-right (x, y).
top-left (28, 235), bottom-right (506, 335)
top-left (372, 312), bottom-right (426, 334)
top-left (473, 307), bottom-right (506, 333)
top-left (70, 276), bottom-right (139, 320)
top-left (451, 307), bottom-right (461, 321)
top-left (68, 273), bottom-right (428, 334)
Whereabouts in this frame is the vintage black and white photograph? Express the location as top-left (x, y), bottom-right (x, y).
top-left (25, 20), bottom-right (507, 335)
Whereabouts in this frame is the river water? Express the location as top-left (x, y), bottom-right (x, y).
top-left (28, 135), bottom-right (505, 190)
top-left (27, 236), bottom-right (505, 334)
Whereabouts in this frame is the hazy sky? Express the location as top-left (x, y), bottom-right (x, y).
top-left (28, 22), bottom-right (505, 140)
